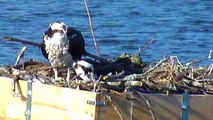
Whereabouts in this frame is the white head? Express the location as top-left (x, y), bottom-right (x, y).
top-left (49, 21), bottom-right (68, 33)
top-left (43, 21), bottom-right (69, 44)
top-left (73, 60), bottom-right (95, 81)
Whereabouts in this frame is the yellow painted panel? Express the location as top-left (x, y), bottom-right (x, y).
top-left (0, 77), bottom-right (97, 120)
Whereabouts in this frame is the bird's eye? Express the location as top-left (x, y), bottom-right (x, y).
top-left (48, 28), bottom-right (52, 31)
top-left (60, 30), bottom-right (64, 34)
top-left (62, 25), bottom-right (67, 31)
top-left (50, 22), bottom-right (55, 27)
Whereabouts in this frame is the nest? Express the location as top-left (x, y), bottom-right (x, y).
top-left (1, 54), bottom-right (213, 94)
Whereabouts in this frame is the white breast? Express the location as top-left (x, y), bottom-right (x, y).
top-left (44, 33), bottom-right (73, 67)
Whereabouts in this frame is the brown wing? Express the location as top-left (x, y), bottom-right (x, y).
top-left (40, 27), bottom-right (87, 60)
top-left (40, 30), bottom-right (49, 60)
top-left (67, 27), bottom-right (87, 60)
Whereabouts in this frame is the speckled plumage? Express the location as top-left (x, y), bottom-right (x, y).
top-left (73, 60), bottom-right (95, 81)
top-left (41, 21), bottom-right (87, 79)
top-left (43, 22), bottom-right (73, 68)
top-left (41, 22), bottom-right (87, 64)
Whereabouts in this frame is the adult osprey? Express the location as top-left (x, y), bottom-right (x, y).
top-left (41, 21), bottom-right (87, 79)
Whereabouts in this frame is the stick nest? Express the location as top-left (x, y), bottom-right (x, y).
top-left (1, 54), bottom-right (213, 94)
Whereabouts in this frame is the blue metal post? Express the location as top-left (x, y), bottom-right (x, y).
top-left (181, 92), bottom-right (189, 120)
top-left (25, 79), bottom-right (33, 120)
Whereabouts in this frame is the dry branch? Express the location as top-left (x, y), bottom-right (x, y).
top-left (15, 46), bottom-right (27, 65)
top-left (3, 36), bottom-right (109, 63)
top-left (4, 36), bottom-right (41, 47)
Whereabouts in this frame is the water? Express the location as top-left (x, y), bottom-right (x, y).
top-left (0, 0), bottom-right (213, 65)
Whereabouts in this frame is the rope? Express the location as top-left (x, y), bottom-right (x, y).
top-left (83, 0), bottom-right (100, 56)
top-left (135, 91), bottom-right (156, 120)
top-left (105, 95), bottom-right (124, 120)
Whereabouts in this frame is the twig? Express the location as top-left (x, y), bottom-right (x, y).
top-left (186, 58), bottom-right (211, 66)
top-left (186, 50), bottom-right (213, 66)
top-left (83, 0), bottom-right (100, 56)
top-left (4, 36), bottom-right (41, 47)
top-left (144, 58), bottom-right (167, 76)
top-left (12, 75), bottom-right (20, 96)
top-left (208, 49), bottom-right (212, 59)
top-left (137, 39), bottom-right (155, 55)
top-left (12, 66), bottom-right (58, 76)
top-left (93, 75), bottom-right (103, 92)
top-left (70, 74), bottom-right (80, 81)
top-left (173, 56), bottom-right (184, 68)
top-left (208, 63), bottom-right (213, 75)
top-left (15, 46), bottom-right (27, 65)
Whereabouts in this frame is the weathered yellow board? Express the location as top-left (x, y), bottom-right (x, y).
top-left (0, 77), bottom-right (98, 120)
top-left (1, 76), bottom-right (213, 120)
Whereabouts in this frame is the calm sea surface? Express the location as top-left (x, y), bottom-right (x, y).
top-left (0, 0), bottom-right (213, 65)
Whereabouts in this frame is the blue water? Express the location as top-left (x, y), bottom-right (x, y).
top-left (0, 0), bottom-right (213, 65)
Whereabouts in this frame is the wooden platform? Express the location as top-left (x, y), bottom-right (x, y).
top-left (0, 77), bottom-right (213, 120)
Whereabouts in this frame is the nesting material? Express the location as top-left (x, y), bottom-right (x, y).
top-left (1, 53), bottom-right (213, 94)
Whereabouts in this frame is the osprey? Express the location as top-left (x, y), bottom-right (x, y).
top-left (41, 21), bottom-right (87, 79)
top-left (72, 60), bottom-right (95, 81)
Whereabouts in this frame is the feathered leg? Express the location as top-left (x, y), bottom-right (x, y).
top-left (53, 68), bottom-right (59, 79)
top-left (66, 68), bottom-right (71, 82)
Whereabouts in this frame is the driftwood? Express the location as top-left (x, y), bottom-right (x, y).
top-left (15, 46), bottom-right (27, 65)
top-left (3, 36), bottom-right (109, 63)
